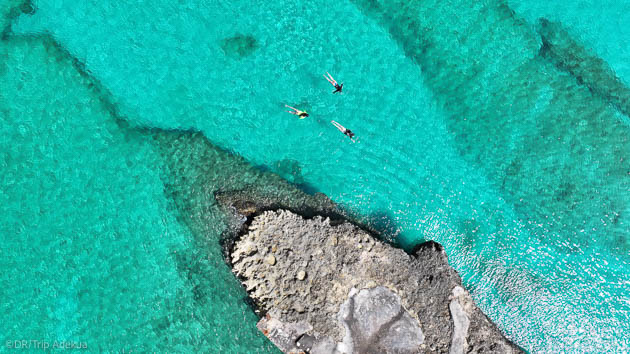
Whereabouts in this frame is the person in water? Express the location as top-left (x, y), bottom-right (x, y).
top-left (324, 72), bottom-right (343, 94)
top-left (285, 104), bottom-right (309, 119)
top-left (331, 120), bottom-right (355, 142)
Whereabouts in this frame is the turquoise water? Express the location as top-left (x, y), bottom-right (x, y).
top-left (0, 36), bottom-right (278, 351)
top-left (2, 0), bottom-right (629, 352)
top-left (0, 10), bottom-right (281, 352)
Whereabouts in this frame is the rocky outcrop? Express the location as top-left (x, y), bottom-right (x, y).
top-left (230, 210), bottom-right (521, 353)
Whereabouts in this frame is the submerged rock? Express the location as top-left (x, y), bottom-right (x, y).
top-left (220, 34), bottom-right (259, 59)
top-left (230, 210), bottom-right (521, 353)
top-left (538, 18), bottom-right (630, 118)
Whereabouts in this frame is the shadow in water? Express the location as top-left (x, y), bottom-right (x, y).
top-left (254, 158), bottom-right (320, 195)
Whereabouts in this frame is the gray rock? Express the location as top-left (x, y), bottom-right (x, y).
top-left (310, 337), bottom-right (338, 354)
top-left (338, 287), bottom-right (424, 353)
top-left (379, 309), bottom-right (426, 351)
top-left (231, 210), bottom-right (522, 353)
top-left (256, 314), bottom-right (312, 353)
top-left (449, 287), bottom-right (470, 354)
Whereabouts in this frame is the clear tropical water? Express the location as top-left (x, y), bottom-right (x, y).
top-left (1, 0), bottom-right (628, 352)
top-left (0, 29), bottom-right (276, 354)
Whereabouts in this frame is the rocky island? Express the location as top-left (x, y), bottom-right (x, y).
top-left (227, 208), bottom-right (521, 354)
